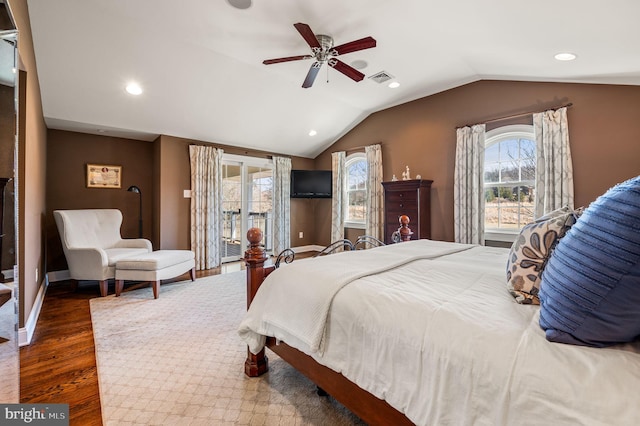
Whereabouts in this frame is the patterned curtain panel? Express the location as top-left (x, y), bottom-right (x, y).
top-left (454, 124), bottom-right (486, 244)
top-left (533, 107), bottom-right (574, 217)
top-left (365, 144), bottom-right (383, 240)
top-left (189, 145), bottom-right (223, 270)
top-left (272, 156), bottom-right (291, 255)
top-left (331, 151), bottom-right (346, 242)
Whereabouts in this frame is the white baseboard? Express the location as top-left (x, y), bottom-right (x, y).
top-left (47, 269), bottom-right (70, 282)
top-left (18, 276), bottom-right (48, 347)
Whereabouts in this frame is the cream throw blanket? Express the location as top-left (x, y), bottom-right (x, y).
top-left (238, 239), bottom-right (473, 355)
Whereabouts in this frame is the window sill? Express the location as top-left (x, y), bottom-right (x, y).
top-left (484, 230), bottom-right (519, 243)
top-left (345, 222), bottom-right (366, 230)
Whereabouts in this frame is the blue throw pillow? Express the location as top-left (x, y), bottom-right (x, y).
top-left (539, 175), bottom-right (640, 347)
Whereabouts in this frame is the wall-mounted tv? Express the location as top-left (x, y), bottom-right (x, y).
top-left (290, 170), bottom-right (332, 198)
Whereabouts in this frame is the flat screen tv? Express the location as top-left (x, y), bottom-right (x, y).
top-left (290, 170), bottom-right (332, 198)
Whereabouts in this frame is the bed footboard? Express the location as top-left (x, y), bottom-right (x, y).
top-left (243, 228), bottom-right (274, 377)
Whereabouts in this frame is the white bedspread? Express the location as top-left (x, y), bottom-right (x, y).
top-left (238, 240), bottom-right (640, 426)
top-left (239, 239), bottom-right (473, 354)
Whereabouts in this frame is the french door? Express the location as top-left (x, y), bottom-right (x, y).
top-left (221, 154), bottom-right (274, 263)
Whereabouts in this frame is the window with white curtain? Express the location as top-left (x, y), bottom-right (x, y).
top-left (344, 153), bottom-right (367, 228)
top-left (484, 125), bottom-right (536, 242)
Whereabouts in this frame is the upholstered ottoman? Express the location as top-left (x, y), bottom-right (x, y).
top-left (115, 250), bottom-right (196, 299)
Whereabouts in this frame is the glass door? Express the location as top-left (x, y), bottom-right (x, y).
top-left (221, 155), bottom-right (274, 263)
top-left (221, 163), bottom-right (242, 261)
top-left (246, 165), bottom-right (274, 253)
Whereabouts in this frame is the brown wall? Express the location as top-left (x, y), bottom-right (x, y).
top-left (46, 130), bottom-right (155, 271)
top-left (156, 135), bottom-right (190, 250)
top-left (10, 0), bottom-right (48, 327)
top-left (314, 80), bottom-right (640, 246)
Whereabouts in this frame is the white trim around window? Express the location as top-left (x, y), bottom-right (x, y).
top-left (484, 124), bottom-right (535, 242)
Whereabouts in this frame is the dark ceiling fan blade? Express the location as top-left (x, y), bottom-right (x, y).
top-left (302, 62), bottom-right (322, 88)
top-left (328, 58), bottom-right (365, 82)
top-left (263, 55), bottom-right (313, 65)
top-left (294, 22), bottom-right (321, 50)
top-left (330, 36), bottom-right (377, 56)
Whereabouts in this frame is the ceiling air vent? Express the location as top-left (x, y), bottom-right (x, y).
top-left (368, 71), bottom-right (394, 84)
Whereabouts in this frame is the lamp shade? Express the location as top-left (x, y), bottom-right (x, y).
top-left (127, 185), bottom-right (141, 194)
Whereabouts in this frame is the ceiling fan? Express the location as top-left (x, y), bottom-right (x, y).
top-left (263, 23), bottom-right (376, 88)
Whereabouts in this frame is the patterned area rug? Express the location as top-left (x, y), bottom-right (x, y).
top-left (90, 271), bottom-right (364, 425)
top-left (0, 291), bottom-right (19, 402)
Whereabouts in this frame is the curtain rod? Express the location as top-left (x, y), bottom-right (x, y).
top-left (344, 142), bottom-right (383, 153)
top-left (461, 102), bottom-right (573, 128)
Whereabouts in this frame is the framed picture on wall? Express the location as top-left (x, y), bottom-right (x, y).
top-left (86, 164), bottom-right (122, 188)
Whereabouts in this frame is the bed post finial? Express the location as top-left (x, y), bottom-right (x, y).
top-left (398, 215), bottom-right (413, 242)
top-left (244, 227), bottom-right (268, 307)
top-left (243, 227), bottom-right (269, 376)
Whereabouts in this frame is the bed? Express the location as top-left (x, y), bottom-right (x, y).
top-left (238, 176), bottom-right (640, 426)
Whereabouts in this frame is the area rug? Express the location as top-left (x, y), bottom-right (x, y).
top-left (0, 292), bottom-right (19, 402)
top-left (90, 271), bottom-right (364, 425)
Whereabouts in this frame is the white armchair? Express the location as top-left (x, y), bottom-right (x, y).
top-left (53, 209), bottom-right (152, 296)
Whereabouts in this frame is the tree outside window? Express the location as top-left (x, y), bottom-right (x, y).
top-left (345, 153), bottom-right (367, 227)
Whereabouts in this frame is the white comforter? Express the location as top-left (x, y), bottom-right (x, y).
top-left (238, 240), bottom-right (640, 426)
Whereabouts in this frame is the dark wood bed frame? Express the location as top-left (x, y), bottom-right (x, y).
top-left (242, 216), bottom-right (415, 425)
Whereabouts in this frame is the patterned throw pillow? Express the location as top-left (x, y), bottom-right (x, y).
top-left (506, 206), bottom-right (582, 304)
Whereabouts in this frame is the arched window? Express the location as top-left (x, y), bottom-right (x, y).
top-left (484, 125), bottom-right (536, 241)
top-left (345, 153), bottom-right (367, 228)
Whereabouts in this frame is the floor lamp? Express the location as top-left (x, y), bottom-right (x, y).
top-left (127, 185), bottom-right (143, 238)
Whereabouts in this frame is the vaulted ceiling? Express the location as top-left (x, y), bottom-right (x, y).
top-left (26, 0), bottom-right (640, 158)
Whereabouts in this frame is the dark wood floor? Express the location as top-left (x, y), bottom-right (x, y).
top-left (19, 268), bottom-right (224, 426)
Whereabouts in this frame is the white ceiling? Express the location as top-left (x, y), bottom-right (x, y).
top-left (26, 0), bottom-right (640, 158)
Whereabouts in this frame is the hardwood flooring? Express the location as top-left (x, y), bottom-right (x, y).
top-left (19, 268), bottom-right (225, 426)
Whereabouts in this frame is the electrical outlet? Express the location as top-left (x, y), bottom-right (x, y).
top-left (183, 190), bottom-right (191, 198)
top-left (299, 231), bottom-right (304, 239)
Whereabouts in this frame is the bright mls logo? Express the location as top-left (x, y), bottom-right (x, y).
top-left (0, 404), bottom-right (68, 425)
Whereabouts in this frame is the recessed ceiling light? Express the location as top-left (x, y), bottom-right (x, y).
top-left (125, 82), bottom-right (143, 95)
top-left (227, 0), bottom-right (252, 9)
top-left (388, 81), bottom-right (400, 89)
top-left (554, 52), bottom-right (577, 61)
top-left (308, 130), bottom-right (317, 136)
